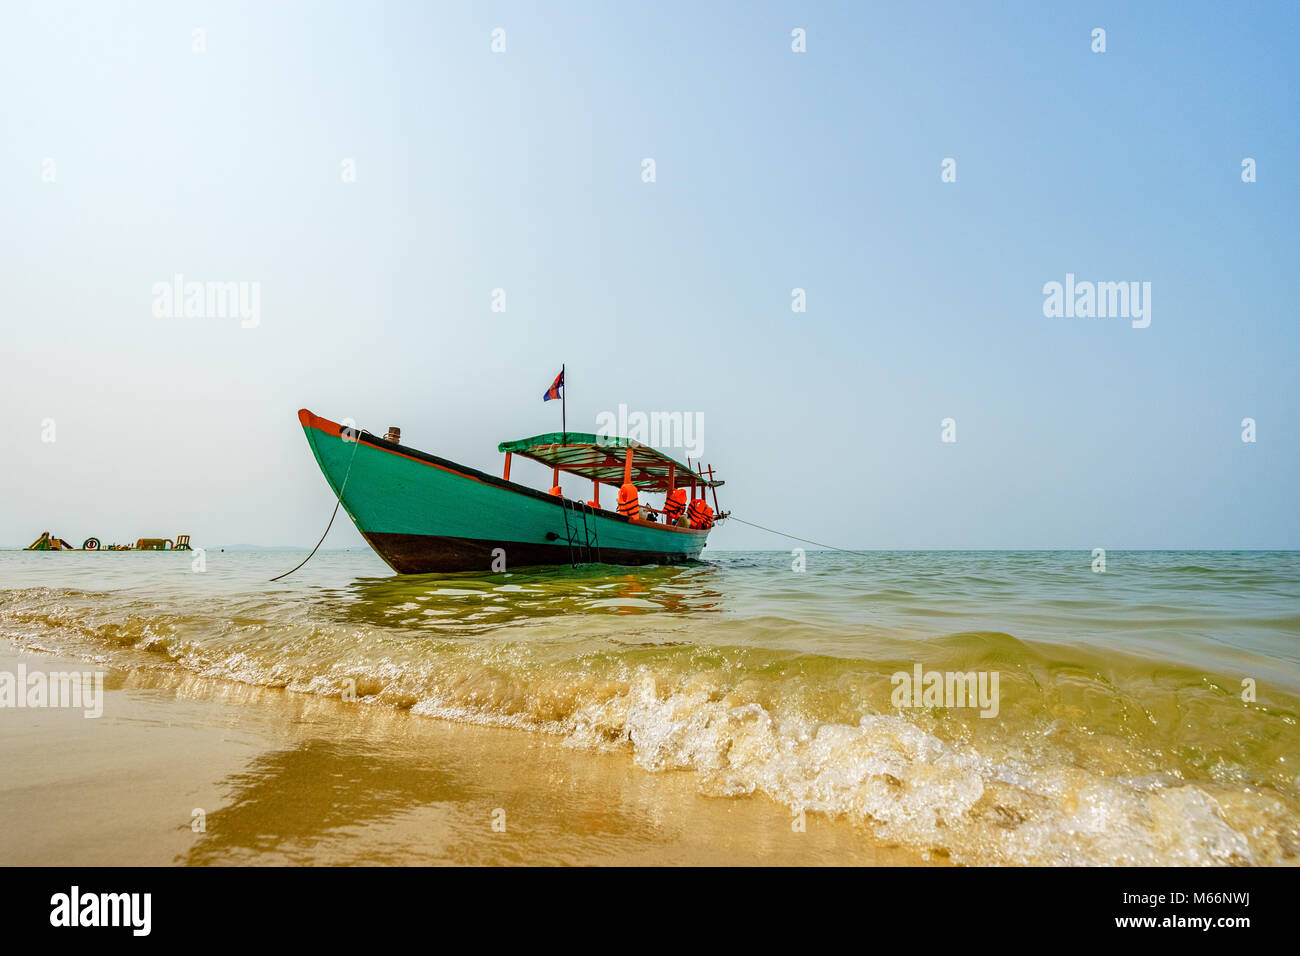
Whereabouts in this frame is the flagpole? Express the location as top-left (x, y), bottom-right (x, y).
top-left (561, 363), bottom-right (566, 443)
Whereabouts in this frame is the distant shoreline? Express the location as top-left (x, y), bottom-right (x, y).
top-left (4, 547), bottom-right (1299, 554)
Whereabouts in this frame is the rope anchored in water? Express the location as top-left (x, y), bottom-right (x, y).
top-left (725, 515), bottom-right (873, 556)
top-left (271, 430), bottom-right (362, 582)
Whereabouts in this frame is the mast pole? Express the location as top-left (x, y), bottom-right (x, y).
top-left (561, 363), bottom-right (566, 443)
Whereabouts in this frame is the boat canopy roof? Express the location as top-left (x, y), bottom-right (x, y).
top-left (497, 432), bottom-right (722, 490)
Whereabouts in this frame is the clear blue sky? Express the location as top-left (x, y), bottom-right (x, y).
top-left (2, 1), bottom-right (1296, 549)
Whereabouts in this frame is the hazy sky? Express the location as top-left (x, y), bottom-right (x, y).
top-left (2, 1), bottom-right (1297, 550)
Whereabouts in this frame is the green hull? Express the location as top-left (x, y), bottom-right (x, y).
top-left (299, 410), bottom-right (710, 573)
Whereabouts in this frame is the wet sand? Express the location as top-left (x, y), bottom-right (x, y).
top-left (0, 646), bottom-right (935, 866)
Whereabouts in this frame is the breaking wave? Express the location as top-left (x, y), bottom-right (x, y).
top-left (3, 569), bottom-right (1297, 867)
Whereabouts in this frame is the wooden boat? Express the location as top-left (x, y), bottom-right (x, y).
top-left (298, 409), bottom-right (725, 573)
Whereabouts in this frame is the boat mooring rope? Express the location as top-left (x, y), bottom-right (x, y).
top-left (725, 515), bottom-right (873, 556)
top-left (271, 431), bottom-right (362, 582)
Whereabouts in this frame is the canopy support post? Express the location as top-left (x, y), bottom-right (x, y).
top-left (503, 452), bottom-right (512, 481)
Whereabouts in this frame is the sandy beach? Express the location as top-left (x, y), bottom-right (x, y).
top-left (0, 643), bottom-right (932, 866)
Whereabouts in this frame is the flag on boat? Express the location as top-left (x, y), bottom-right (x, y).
top-left (543, 369), bottom-right (564, 401)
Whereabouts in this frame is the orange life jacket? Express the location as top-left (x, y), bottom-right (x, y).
top-left (663, 488), bottom-right (688, 522)
top-left (616, 483), bottom-right (639, 517)
top-left (687, 498), bottom-right (709, 528)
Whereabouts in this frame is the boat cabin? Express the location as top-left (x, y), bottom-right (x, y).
top-left (496, 432), bottom-right (724, 528)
